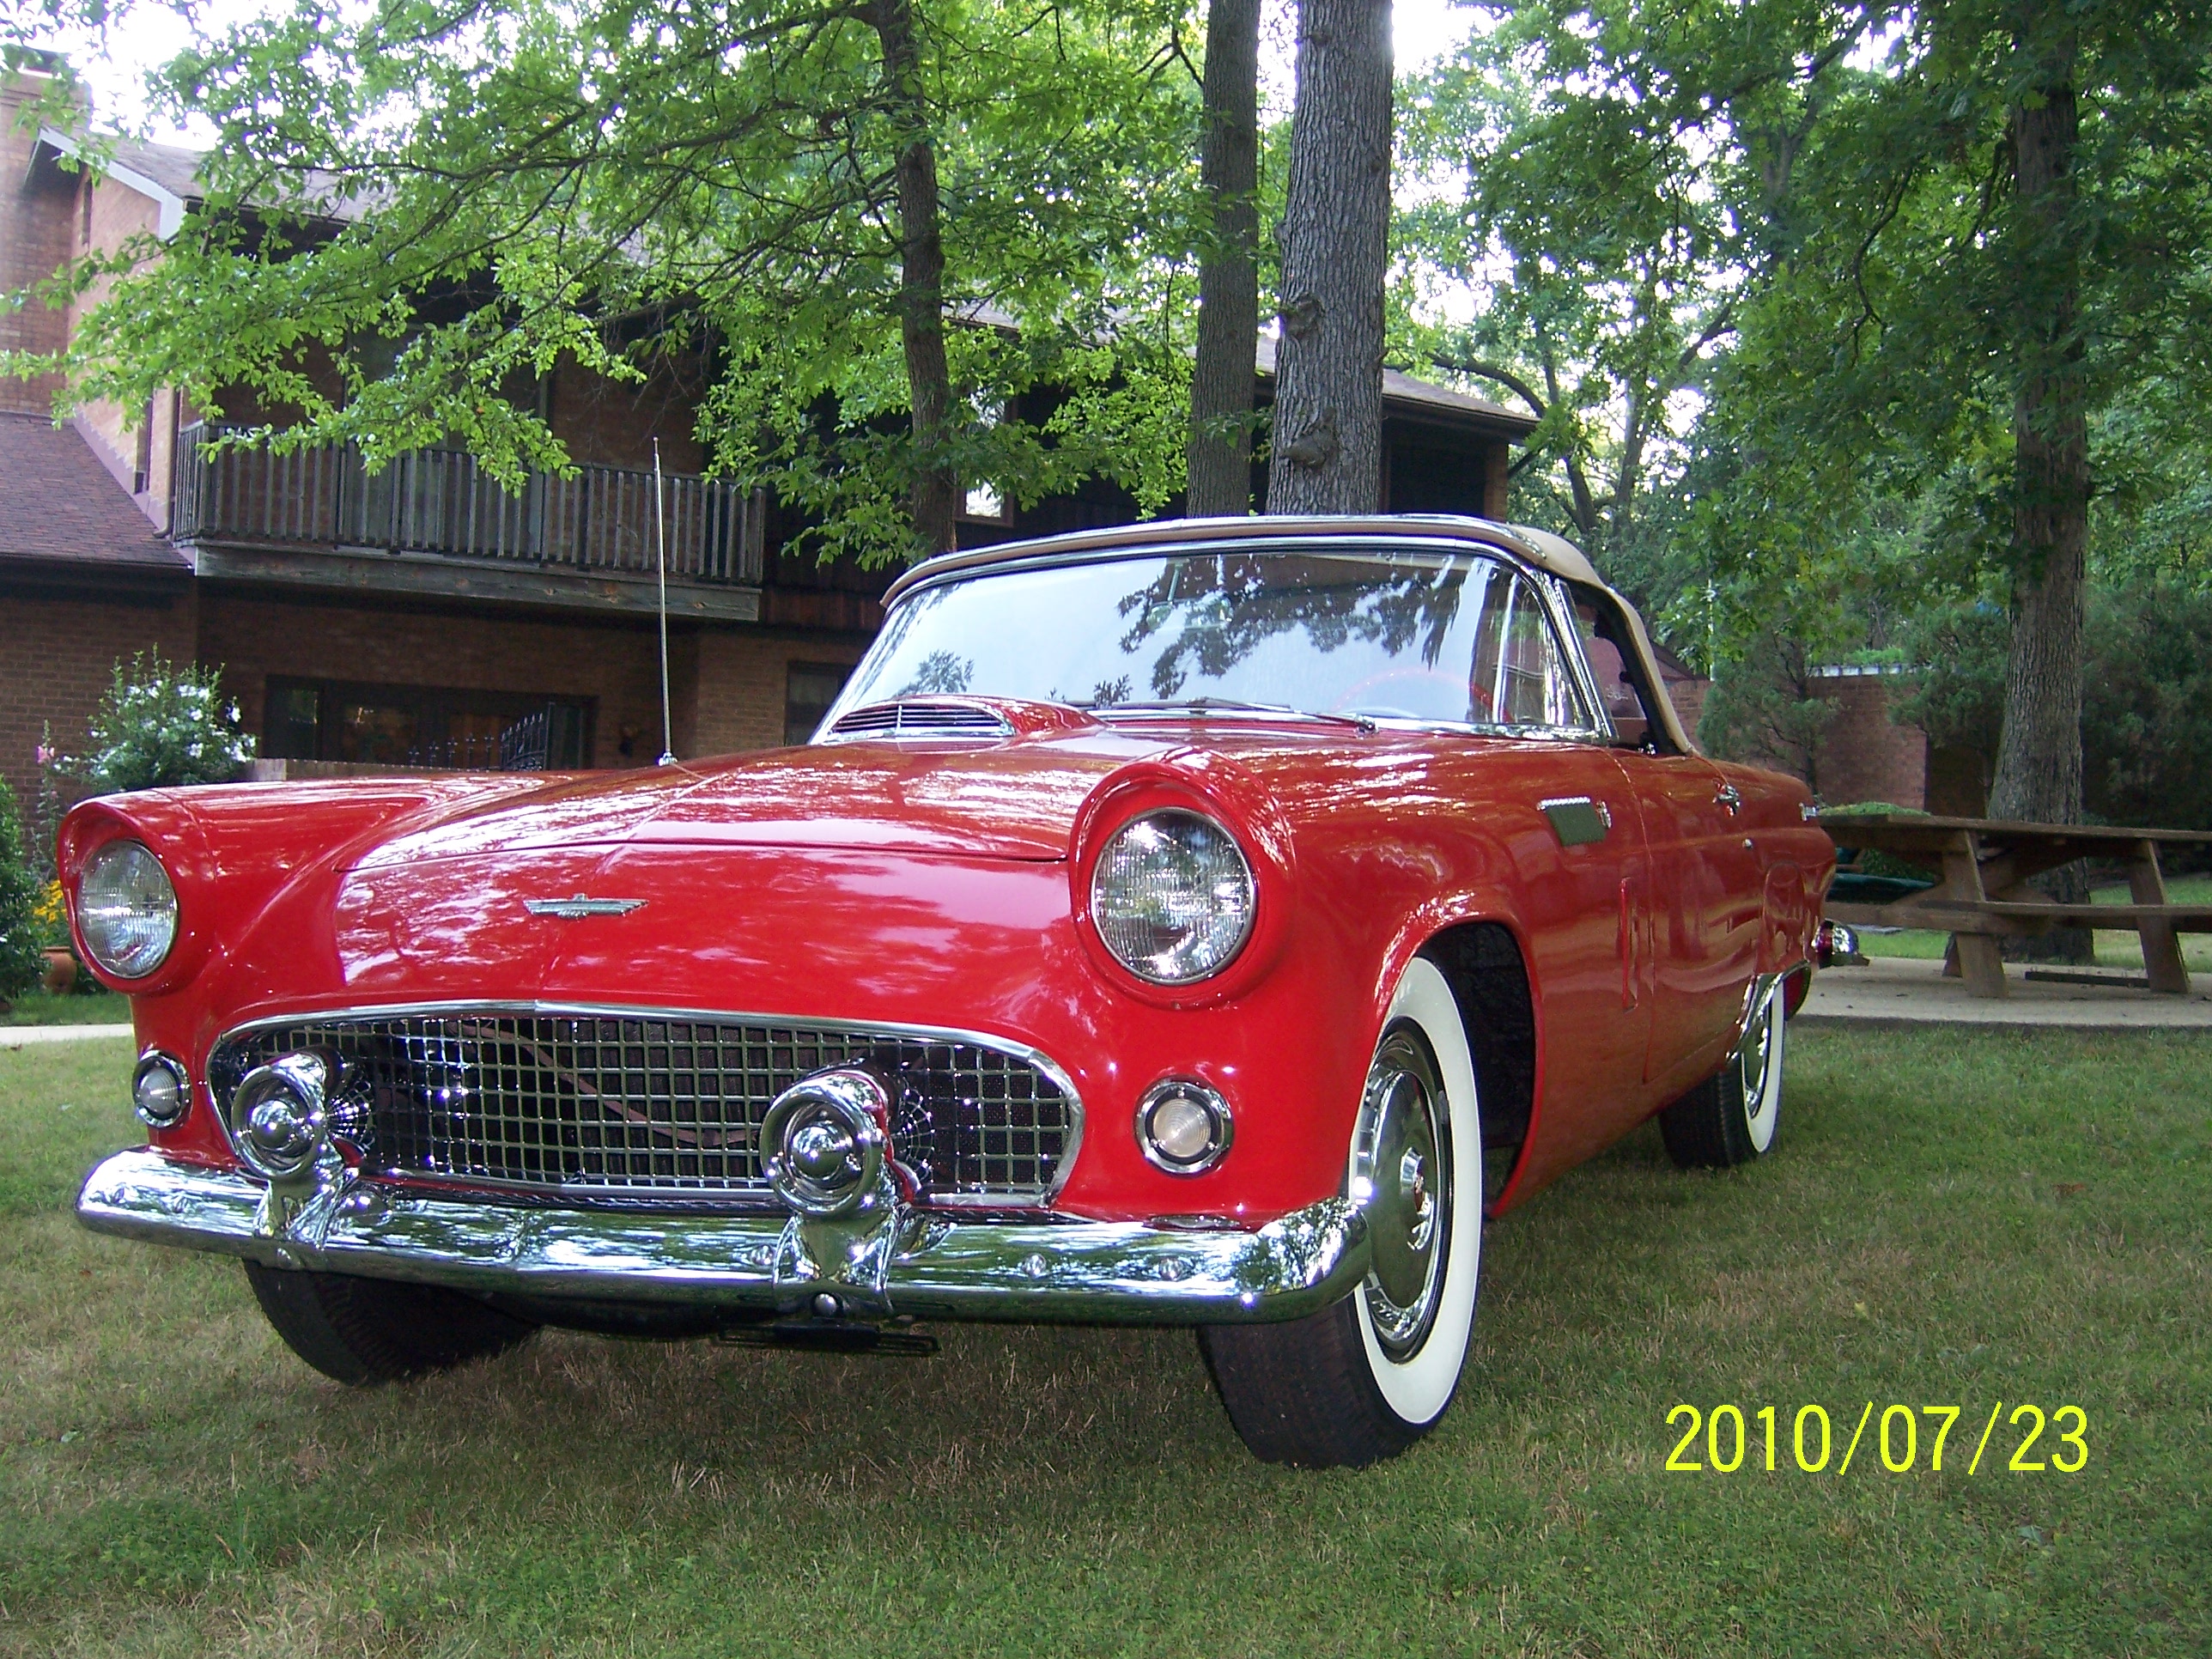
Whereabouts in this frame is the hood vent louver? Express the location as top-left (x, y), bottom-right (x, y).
top-left (825, 699), bottom-right (1017, 743)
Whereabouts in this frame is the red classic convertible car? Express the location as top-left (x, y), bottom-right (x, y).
top-left (70, 516), bottom-right (1832, 1467)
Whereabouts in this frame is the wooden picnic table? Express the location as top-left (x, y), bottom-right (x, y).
top-left (1814, 814), bottom-right (2212, 999)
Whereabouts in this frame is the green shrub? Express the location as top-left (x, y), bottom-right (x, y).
top-left (59, 654), bottom-right (255, 795)
top-left (2082, 580), bottom-right (2212, 839)
top-left (0, 780), bottom-right (46, 1002)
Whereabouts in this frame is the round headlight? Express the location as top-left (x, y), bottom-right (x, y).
top-left (1089, 809), bottom-right (1255, 985)
top-left (76, 841), bottom-right (179, 979)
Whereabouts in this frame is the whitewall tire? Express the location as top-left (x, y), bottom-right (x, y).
top-left (1200, 955), bottom-right (1483, 1466)
top-left (1659, 975), bottom-right (1789, 1169)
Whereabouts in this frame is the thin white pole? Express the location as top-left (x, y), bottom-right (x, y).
top-left (654, 438), bottom-right (675, 765)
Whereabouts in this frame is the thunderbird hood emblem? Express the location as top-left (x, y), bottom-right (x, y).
top-left (525, 894), bottom-right (647, 919)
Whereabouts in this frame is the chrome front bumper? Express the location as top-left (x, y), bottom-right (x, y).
top-left (75, 1149), bottom-right (1369, 1325)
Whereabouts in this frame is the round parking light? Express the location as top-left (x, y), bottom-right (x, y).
top-left (131, 1052), bottom-right (191, 1127)
top-left (1135, 1079), bottom-right (1234, 1175)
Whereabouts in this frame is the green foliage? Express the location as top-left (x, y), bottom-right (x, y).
top-left (7, 0), bottom-right (1206, 566)
top-left (1892, 597), bottom-right (2011, 764)
top-left (1395, 3), bottom-right (1770, 586)
top-left (2081, 580), bottom-right (2212, 836)
top-left (59, 653), bottom-right (255, 794)
top-left (0, 778), bottom-right (45, 1002)
top-left (1697, 629), bottom-right (1838, 786)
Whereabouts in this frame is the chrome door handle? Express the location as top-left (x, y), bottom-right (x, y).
top-left (1714, 783), bottom-right (1742, 815)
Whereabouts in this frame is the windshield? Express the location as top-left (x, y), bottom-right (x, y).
top-left (825, 546), bottom-right (1600, 735)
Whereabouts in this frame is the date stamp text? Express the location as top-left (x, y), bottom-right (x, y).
top-left (1662, 1402), bottom-right (2088, 1475)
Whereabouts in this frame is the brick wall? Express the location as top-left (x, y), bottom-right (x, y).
top-left (0, 582), bottom-right (197, 843)
top-left (0, 73), bottom-right (79, 419)
top-left (694, 630), bottom-right (867, 757)
top-left (1810, 672), bottom-right (1927, 808)
top-left (550, 355), bottom-right (711, 475)
top-left (1665, 677), bottom-right (1709, 747)
top-left (195, 592), bottom-right (713, 770)
top-left (0, 580), bottom-right (872, 843)
top-left (64, 177), bottom-right (165, 508)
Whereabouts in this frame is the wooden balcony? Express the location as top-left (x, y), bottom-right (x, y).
top-left (170, 422), bottom-right (765, 619)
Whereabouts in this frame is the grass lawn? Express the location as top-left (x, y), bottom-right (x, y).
top-left (1860, 873), bottom-right (2212, 971)
top-left (0, 989), bottom-right (128, 1028)
top-left (3, 1030), bottom-right (2205, 1656)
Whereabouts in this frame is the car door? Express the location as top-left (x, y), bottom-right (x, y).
top-left (1619, 752), bottom-right (1752, 1085)
top-left (1469, 568), bottom-right (1652, 1180)
top-left (1564, 591), bottom-right (1749, 1091)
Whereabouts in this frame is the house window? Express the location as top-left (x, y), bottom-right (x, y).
top-left (264, 678), bottom-right (593, 769)
top-left (784, 662), bottom-right (854, 745)
top-left (962, 482), bottom-right (1010, 522)
top-left (958, 394), bottom-right (1014, 525)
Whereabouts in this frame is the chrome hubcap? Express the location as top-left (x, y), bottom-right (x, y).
top-left (1358, 1028), bottom-right (1451, 1358)
top-left (1742, 997), bottom-right (1777, 1122)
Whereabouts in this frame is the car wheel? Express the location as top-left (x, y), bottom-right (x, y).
top-left (1200, 956), bottom-right (1482, 1467)
top-left (1658, 977), bottom-right (1786, 1170)
top-left (243, 1262), bottom-right (538, 1386)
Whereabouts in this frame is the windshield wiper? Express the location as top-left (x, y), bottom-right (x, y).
top-left (1091, 697), bottom-right (1376, 733)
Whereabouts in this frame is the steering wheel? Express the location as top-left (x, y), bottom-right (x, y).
top-left (1331, 666), bottom-right (1491, 724)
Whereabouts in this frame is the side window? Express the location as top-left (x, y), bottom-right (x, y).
top-left (1570, 593), bottom-right (1674, 752)
top-left (1470, 572), bottom-right (1595, 732)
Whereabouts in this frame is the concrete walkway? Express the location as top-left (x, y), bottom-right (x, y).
top-left (0, 1024), bottom-right (134, 1048)
top-left (1798, 955), bottom-right (2212, 1031)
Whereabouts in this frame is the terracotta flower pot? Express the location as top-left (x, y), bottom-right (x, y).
top-left (40, 948), bottom-right (77, 997)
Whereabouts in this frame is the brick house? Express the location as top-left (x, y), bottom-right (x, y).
top-left (3, 63), bottom-right (1537, 812)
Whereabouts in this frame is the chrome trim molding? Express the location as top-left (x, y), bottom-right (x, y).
top-left (524, 896), bottom-right (648, 918)
top-left (205, 1000), bottom-right (1086, 1210)
top-left (76, 1149), bottom-right (1369, 1327)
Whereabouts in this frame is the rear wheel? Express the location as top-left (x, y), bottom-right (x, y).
top-left (1658, 978), bottom-right (1787, 1170)
top-left (244, 1262), bottom-right (538, 1385)
top-left (1200, 957), bottom-right (1482, 1467)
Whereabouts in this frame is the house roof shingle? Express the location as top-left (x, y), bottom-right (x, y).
top-left (0, 415), bottom-right (186, 572)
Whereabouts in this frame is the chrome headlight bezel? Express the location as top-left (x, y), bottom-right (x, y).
top-left (1087, 808), bottom-right (1256, 986)
top-left (76, 840), bottom-right (179, 980)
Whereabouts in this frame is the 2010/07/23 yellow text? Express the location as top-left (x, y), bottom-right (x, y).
top-left (1662, 1403), bottom-right (2087, 1475)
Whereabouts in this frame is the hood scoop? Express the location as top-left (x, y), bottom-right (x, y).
top-left (823, 696), bottom-right (1099, 744)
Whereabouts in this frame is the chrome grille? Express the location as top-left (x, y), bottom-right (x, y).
top-left (826, 700), bottom-right (1012, 740)
top-left (207, 1010), bottom-right (1075, 1206)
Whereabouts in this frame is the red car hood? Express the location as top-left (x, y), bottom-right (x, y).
top-left (352, 735), bottom-right (1159, 868)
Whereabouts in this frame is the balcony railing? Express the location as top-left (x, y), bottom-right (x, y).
top-left (171, 422), bottom-right (763, 586)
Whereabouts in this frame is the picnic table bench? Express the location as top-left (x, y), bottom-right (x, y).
top-left (1814, 814), bottom-right (2212, 999)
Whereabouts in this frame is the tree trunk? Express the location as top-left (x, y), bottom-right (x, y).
top-left (871, 0), bottom-right (959, 556)
top-left (1186, 0), bottom-right (1262, 517)
top-left (1265, 0), bottom-right (1392, 515)
top-left (1987, 41), bottom-right (2090, 962)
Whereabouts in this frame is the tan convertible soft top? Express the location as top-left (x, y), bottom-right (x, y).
top-left (882, 514), bottom-right (1698, 754)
